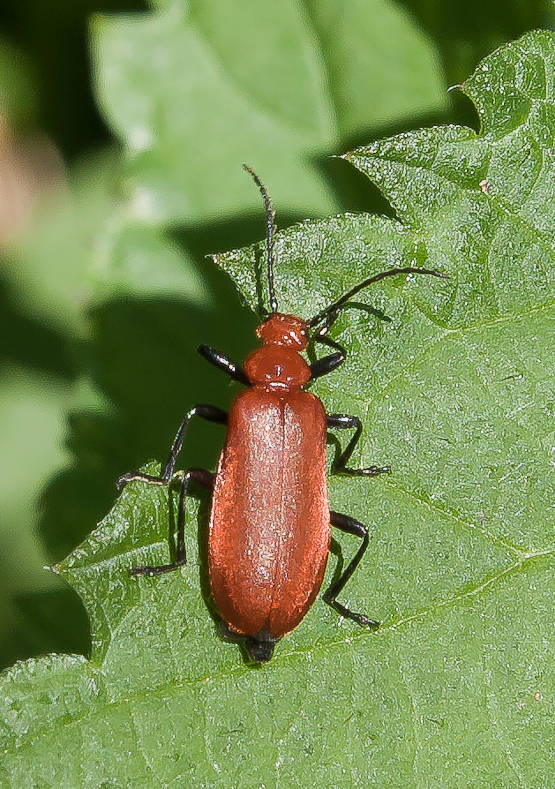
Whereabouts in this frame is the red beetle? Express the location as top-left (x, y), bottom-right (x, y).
top-left (118, 166), bottom-right (446, 662)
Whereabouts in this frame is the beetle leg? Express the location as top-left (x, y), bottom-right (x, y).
top-left (326, 413), bottom-right (391, 477)
top-left (309, 345), bottom-right (345, 379)
top-left (130, 467), bottom-right (214, 577)
top-left (325, 510), bottom-right (379, 629)
top-left (197, 345), bottom-right (250, 386)
top-left (116, 404), bottom-right (224, 576)
top-left (309, 299), bottom-right (394, 380)
top-left (117, 404), bottom-right (227, 488)
top-left (309, 309), bottom-right (346, 380)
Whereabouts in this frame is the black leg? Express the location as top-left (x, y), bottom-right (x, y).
top-left (197, 345), bottom-right (249, 386)
top-left (117, 404), bottom-right (227, 488)
top-left (309, 308), bottom-right (346, 380)
top-left (327, 413), bottom-right (390, 477)
top-left (130, 467), bottom-right (214, 577)
top-left (324, 510), bottom-right (379, 628)
top-left (309, 297), bottom-right (397, 380)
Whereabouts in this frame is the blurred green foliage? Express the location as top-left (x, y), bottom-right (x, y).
top-left (0, 0), bottom-right (552, 673)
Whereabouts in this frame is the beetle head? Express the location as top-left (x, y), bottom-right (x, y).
top-left (256, 313), bottom-right (309, 350)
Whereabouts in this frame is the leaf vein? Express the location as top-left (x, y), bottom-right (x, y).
top-left (5, 552), bottom-right (551, 757)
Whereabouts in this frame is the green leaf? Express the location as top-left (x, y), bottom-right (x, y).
top-left (1, 31), bottom-right (553, 787)
top-left (93, 0), bottom-right (448, 222)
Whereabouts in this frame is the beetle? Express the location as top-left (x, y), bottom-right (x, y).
top-left (117, 165), bottom-right (446, 662)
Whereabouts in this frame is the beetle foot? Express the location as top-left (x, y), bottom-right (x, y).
top-left (359, 465), bottom-right (391, 476)
top-left (327, 596), bottom-right (380, 629)
top-left (336, 465), bottom-right (391, 477)
top-left (116, 472), bottom-right (166, 490)
top-left (356, 614), bottom-right (380, 629)
top-left (129, 557), bottom-right (186, 577)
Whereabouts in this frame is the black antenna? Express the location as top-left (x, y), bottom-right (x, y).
top-left (243, 164), bottom-right (278, 313)
top-left (307, 267), bottom-right (448, 328)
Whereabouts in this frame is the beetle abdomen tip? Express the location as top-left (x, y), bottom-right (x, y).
top-left (245, 635), bottom-right (278, 663)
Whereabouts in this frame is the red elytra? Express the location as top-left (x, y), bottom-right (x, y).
top-left (117, 166), bottom-right (447, 662)
top-left (208, 314), bottom-right (329, 650)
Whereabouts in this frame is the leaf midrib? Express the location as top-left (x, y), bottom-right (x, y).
top-left (5, 550), bottom-right (552, 756)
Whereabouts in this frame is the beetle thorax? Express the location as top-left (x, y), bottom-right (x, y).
top-left (245, 313), bottom-right (310, 391)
